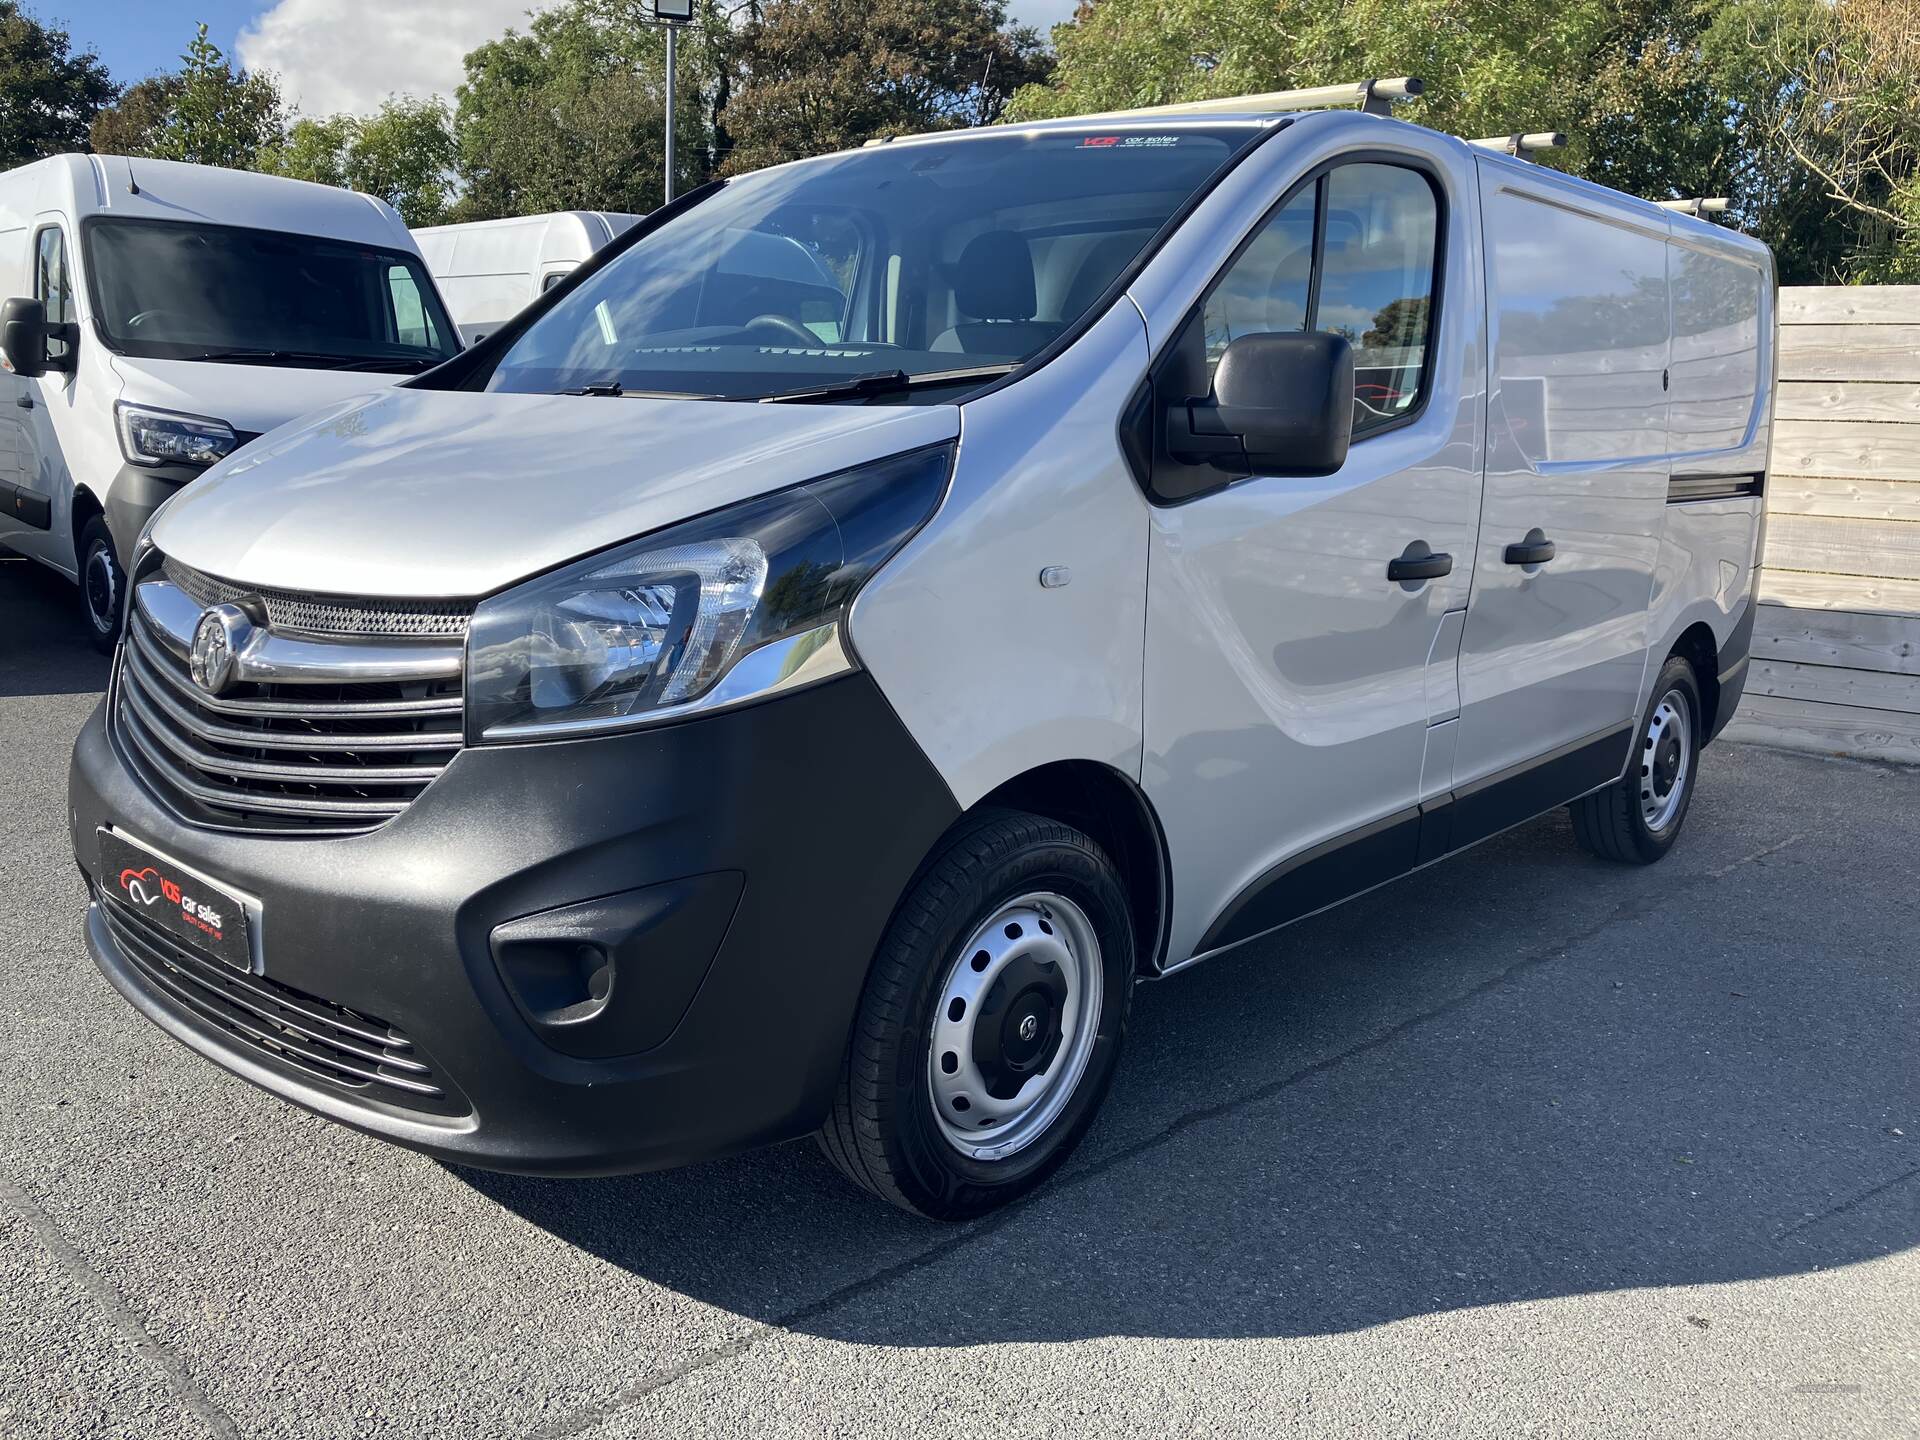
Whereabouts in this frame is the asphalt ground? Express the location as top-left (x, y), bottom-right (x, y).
top-left (2, 548), bottom-right (1915, 1439)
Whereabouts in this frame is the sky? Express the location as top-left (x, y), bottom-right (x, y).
top-left (34, 0), bottom-right (1082, 118)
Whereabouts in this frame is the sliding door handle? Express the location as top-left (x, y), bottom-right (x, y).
top-left (1387, 542), bottom-right (1453, 583)
top-left (1504, 530), bottom-right (1556, 566)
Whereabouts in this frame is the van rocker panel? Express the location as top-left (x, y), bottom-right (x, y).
top-left (70, 672), bottom-right (961, 1175)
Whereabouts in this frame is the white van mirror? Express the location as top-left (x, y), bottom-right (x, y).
top-left (1, 297), bottom-right (70, 379)
top-left (1205, 331), bottom-right (1354, 476)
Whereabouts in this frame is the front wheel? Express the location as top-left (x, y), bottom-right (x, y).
top-left (78, 516), bottom-right (126, 654)
top-left (1569, 653), bottom-right (1703, 864)
top-left (818, 810), bottom-right (1134, 1220)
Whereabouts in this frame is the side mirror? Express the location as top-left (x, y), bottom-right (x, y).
top-left (1, 297), bottom-right (49, 379)
top-left (1171, 331), bottom-right (1355, 477)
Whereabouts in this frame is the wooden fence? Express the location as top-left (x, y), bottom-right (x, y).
top-left (1720, 284), bottom-right (1920, 762)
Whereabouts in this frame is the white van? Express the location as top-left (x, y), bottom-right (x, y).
top-left (70, 103), bottom-right (1772, 1219)
top-left (412, 211), bottom-right (639, 343)
top-left (0, 155), bottom-right (461, 648)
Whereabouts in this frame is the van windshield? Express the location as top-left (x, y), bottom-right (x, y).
top-left (485, 125), bottom-right (1257, 402)
top-left (84, 217), bottom-right (460, 371)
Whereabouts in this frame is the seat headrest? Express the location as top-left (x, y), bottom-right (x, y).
top-left (952, 230), bottom-right (1036, 322)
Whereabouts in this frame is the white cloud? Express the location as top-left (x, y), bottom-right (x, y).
top-left (1006, 0), bottom-right (1080, 34)
top-left (237, 0), bottom-right (542, 117)
top-left (239, 0), bottom-right (1081, 119)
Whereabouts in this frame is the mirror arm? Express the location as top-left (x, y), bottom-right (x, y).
top-left (1165, 401), bottom-right (1245, 466)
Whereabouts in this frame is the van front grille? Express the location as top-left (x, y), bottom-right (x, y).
top-left (98, 891), bottom-right (468, 1117)
top-left (113, 573), bottom-right (468, 836)
top-left (163, 557), bottom-right (472, 640)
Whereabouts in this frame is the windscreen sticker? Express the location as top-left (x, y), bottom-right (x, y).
top-left (1078, 134), bottom-right (1184, 149)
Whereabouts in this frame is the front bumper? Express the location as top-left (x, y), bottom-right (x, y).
top-left (71, 673), bottom-right (959, 1175)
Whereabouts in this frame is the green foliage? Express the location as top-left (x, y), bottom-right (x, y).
top-left (88, 75), bottom-right (184, 157)
top-left (148, 23), bottom-right (284, 170)
top-left (0, 0), bottom-right (116, 168)
top-left (1004, 0), bottom-right (1908, 283)
top-left (718, 0), bottom-right (1052, 173)
top-left (1745, 0), bottom-right (1920, 282)
top-left (261, 99), bottom-right (456, 225)
top-left (452, 0), bottom-right (722, 221)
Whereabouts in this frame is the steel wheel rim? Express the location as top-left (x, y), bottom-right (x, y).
top-left (84, 543), bottom-right (119, 635)
top-left (927, 891), bottom-right (1103, 1162)
top-left (1639, 688), bottom-right (1692, 832)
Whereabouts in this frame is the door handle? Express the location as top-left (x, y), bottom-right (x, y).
top-left (1504, 531), bottom-right (1556, 566)
top-left (1386, 543), bottom-right (1453, 583)
top-left (14, 396), bottom-right (31, 409)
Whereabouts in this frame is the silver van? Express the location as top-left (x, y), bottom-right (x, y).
top-left (69, 100), bottom-right (1772, 1219)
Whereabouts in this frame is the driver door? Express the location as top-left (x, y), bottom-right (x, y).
top-left (1142, 142), bottom-right (1487, 965)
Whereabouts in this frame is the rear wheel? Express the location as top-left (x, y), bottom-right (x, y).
top-left (1569, 653), bottom-right (1702, 864)
top-left (78, 516), bottom-right (125, 654)
top-left (818, 810), bottom-right (1134, 1220)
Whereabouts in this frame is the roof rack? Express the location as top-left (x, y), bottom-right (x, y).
top-left (1078, 77), bottom-right (1425, 121)
top-left (1469, 132), bottom-right (1567, 163)
top-left (1655, 197), bottom-right (1730, 218)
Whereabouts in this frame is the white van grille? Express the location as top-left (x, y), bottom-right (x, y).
top-left (162, 557), bottom-right (471, 640)
top-left (114, 572), bottom-right (469, 836)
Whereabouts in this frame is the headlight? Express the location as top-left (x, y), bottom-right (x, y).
top-left (466, 444), bottom-right (952, 741)
top-left (116, 402), bottom-right (240, 467)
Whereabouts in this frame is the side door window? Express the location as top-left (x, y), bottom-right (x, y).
top-left (34, 226), bottom-right (73, 365)
top-left (385, 264), bottom-right (444, 351)
top-left (1149, 160), bottom-right (1442, 502)
top-left (1318, 164), bottom-right (1439, 436)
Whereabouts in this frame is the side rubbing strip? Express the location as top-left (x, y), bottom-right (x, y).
top-left (1668, 473), bottom-right (1764, 504)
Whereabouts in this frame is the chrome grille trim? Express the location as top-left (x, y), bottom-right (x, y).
top-left (126, 620), bottom-right (461, 720)
top-left (114, 565), bottom-right (468, 835)
top-left (163, 556), bottom-right (472, 639)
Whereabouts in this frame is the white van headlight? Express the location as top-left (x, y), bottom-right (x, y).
top-left (465, 444), bottom-right (952, 741)
top-left (116, 403), bottom-right (240, 468)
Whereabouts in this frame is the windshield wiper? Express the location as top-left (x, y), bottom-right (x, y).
top-left (551, 380), bottom-right (728, 400)
top-left (757, 364), bottom-right (1018, 404)
top-left (191, 348), bottom-right (437, 373)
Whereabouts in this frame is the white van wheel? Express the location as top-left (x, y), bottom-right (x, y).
top-left (1569, 654), bottom-right (1703, 864)
top-left (79, 517), bottom-right (125, 654)
top-left (926, 891), bottom-right (1104, 1163)
top-left (818, 810), bottom-right (1134, 1220)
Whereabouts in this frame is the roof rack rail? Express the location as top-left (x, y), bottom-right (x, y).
top-left (1655, 197), bottom-right (1730, 218)
top-left (1469, 132), bottom-right (1567, 163)
top-left (1079, 77), bottom-right (1424, 121)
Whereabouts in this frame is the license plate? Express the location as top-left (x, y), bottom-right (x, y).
top-left (98, 829), bottom-right (254, 972)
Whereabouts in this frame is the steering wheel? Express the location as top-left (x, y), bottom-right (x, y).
top-left (743, 313), bottom-right (819, 347)
top-left (125, 309), bottom-right (197, 332)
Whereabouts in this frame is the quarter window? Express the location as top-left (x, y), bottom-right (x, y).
top-left (1204, 161), bottom-right (1440, 439)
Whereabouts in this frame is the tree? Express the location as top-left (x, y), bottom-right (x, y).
top-left (261, 99), bottom-right (456, 225)
top-left (1002, 0), bottom-right (1822, 271)
top-left (150, 23), bottom-right (285, 170)
top-left (452, 0), bottom-right (721, 221)
top-left (257, 113), bottom-right (353, 189)
top-left (720, 0), bottom-right (1051, 173)
top-left (89, 75), bottom-right (184, 156)
top-left (0, 0), bottom-right (116, 168)
top-left (1747, 0), bottom-right (1920, 281)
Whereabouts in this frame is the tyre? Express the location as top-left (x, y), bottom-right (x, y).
top-left (819, 809), bottom-right (1135, 1220)
top-left (78, 516), bottom-right (126, 654)
top-left (1569, 653), bottom-right (1703, 864)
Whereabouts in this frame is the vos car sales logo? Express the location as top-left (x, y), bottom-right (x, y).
top-left (119, 864), bottom-right (226, 940)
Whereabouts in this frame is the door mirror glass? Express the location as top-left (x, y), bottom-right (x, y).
top-left (1210, 330), bottom-right (1355, 476)
top-left (1, 296), bottom-right (50, 378)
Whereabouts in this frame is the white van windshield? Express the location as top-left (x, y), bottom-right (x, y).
top-left (84, 218), bottom-right (460, 372)
top-left (485, 126), bottom-right (1253, 402)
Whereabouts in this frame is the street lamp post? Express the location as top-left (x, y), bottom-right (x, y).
top-left (651, 0), bottom-right (694, 203)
